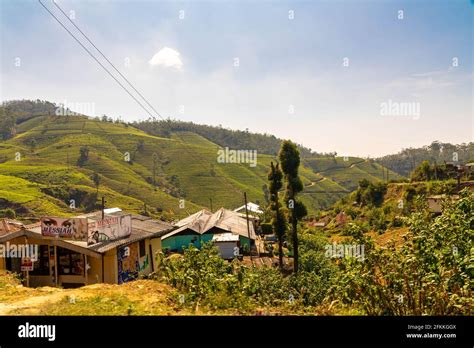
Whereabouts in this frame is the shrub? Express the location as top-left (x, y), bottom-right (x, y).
top-left (155, 239), bottom-right (338, 312)
top-left (0, 208), bottom-right (16, 219)
top-left (333, 190), bottom-right (473, 315)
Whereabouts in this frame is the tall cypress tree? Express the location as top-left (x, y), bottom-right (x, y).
top-left (268, 161), bottom-right (286, 270)
top-left (278, 140), bottom-right (307, 273)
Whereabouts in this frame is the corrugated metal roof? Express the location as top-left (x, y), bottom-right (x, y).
top-left (88, 228), bottom-right (157, 253)
top-left (212, 233), bottom-right (240, 242)
top-left (163, 208), bottom-right (256, 240)
top-left (234, 202), bottom-right (263, 214)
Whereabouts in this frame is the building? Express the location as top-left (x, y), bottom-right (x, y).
top-left (234, 202), bottom-right (263, 233)
top-left (162, 208), bottom-right (256, 252)
top-left (0, 219), bottom-right (24, 236)
top-left (212, 233), bottom-right (241, 259)
top-left (427, 194), bottom-right (460, 214)
top-left (234, 202), bottom-right (264, 216)
top-left (0, 209), bottom-right (173, 287)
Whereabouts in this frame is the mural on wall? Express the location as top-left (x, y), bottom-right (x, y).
top-left (118, 243), bottom-right (139, 284)
top-left (118, 243), bottom-right (150, 284)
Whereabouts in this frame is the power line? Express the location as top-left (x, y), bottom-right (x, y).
top-left (49, 0), bottom-right (243, 196)
top-left (37, 0), bottom-right (155, 120)
top-left (52, 0), bottom-right (161, 121)
top-left (38, 0), bottom-right (244, 196)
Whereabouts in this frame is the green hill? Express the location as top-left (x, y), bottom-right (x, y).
top-left (0, 100), bottom-right (404, 220)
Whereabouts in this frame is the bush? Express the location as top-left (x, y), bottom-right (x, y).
top-left (333, 189), bottom-right (473, 315)
top-left (0, 208), bottom-right (16, 219)
top-left (259, 222), bottom-right (273, 235)
top-left (155, 240), bottom-right (338, 312)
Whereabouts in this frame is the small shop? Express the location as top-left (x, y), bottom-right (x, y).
top-left (0, 210), bottom-right (174, 287)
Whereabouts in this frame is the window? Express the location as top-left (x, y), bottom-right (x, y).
top-left (139, 240), bottom-right (146, 258)
top-left (58, 248), bottom-right (84, 276)
top-left (30, 245), bottom-right (49, 276)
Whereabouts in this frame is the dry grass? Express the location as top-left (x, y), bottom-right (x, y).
top-left (0, 272), bottom-right (195, 315)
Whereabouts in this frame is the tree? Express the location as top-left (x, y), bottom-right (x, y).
top-left (0, 107), bottom-right (15, 140)
top-left (28, 138), bottom-right (37, 153)
top-left (278, 140), bottom-right (307, 273)
top-left (137, 139), bottom-right (145, 152)
top-left (92, 172), bottom-right (100, 194)
top-left (262, 184), bottom-right (270, 206)
top-left (267, 161), bottom-right (287, 270)
top-left (77, 146), bottom-right (90, 167)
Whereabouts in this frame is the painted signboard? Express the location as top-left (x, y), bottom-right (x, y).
top-left (87, 214), bottom-right (132, 245)
top-left (41, 217), bottom-right (88, 241)
top-left (21, 257), bottom-right (33, 271)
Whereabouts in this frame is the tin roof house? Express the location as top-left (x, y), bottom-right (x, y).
top-left (162, 208), bottom-right (256, 253)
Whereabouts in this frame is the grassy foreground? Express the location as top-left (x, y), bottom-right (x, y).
top-left (0, 271), bottom-right (345, 316)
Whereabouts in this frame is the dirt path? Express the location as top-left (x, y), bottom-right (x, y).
top-left (0, 287), bottom-right (87, 315)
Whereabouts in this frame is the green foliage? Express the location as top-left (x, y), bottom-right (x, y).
top-left (0, 101), bottom-right (402, 217)
top-left (92, 172), bottom-right (100, 193)
top-left (367, 208), bottom-right (388, 233)
top-left (279, 140), bottom-right (307, 273)
top-left (333, 190), bottom-right (474, 315)
top-left (134, 119), bottom-right (315, 157)
top-left (156, 241), bottom-right (338, 311)
top-left (341, 222), bottom-right (368, 237)
top-left (0, 208), bottom-right (16, 219)
top-left (377, 141), bottom-right (474, 177)
top-left (355, 180), bottom-right (387, 207)
top-left (410, 160), bottom-right (460, 182)
top-left (77, 146), bottom-right (90, 167)
top-left (267, 161), bottom-right (287, 268)
top-left (259, 222), bottom-right (273, 234)
top-left (0, 107), bottom-right (15, 140)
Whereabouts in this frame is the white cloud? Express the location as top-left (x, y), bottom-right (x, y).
top-left (148, 47), bottom-right (183, 71)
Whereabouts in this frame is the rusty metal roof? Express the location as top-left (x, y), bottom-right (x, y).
top-left (163, 208), bottom-right (256, 240)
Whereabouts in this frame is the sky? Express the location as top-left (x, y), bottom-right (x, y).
top-left (0, 0), bottom-right (472, 157)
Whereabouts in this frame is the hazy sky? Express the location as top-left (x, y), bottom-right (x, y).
top-left (0, 0), bottom-right (472, 156)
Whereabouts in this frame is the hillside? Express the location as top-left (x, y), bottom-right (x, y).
top-left (134, 119), bottom-right (315, 157)
top-left (376, 141), bottom-right (474, 177)
top-left (311, 177), bottom-right (464, 244)
top-left (0, 100), bottom-right (403, 220)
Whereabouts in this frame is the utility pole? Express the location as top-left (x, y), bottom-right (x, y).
top-left (101, 196), bottom-right (106, 220)
top-left (152, 153), bottom-right (158, 187)
top-left (243, 192), bottom-right (253, 262)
